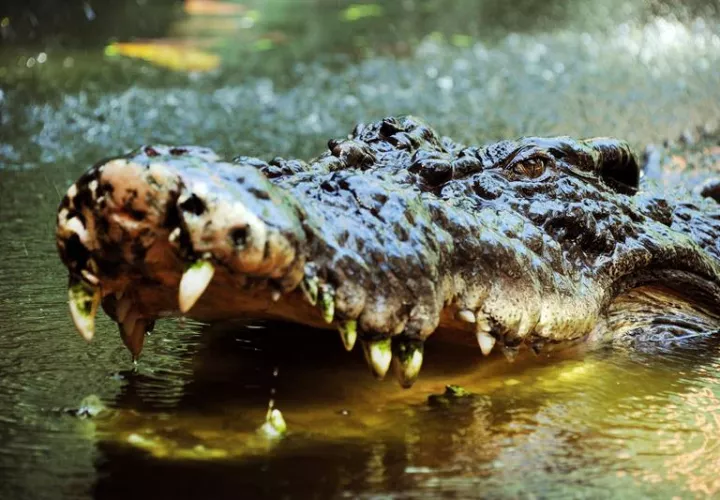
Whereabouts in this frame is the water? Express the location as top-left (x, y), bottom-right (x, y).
top-left (1, 0), bottom-right (720, 498)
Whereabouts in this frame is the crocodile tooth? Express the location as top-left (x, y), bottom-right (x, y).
top-left (65, 216), bottom-right (88, 241)
top-left (178, 260), bottom-right (215, 313)
top-left (476, 314), bottom-right (491, 333)
top-left (361, 338), bottom-right (392, 379)
top-left (338, 319), bottom-right (357, 351)
top-left (476, 329), bottom-right (496, 356)
top-left (300, 276), bottom-right (318, 306)
top-left (531, 340), bottom-right (545, 356)
top-left (119, 311), bottom-right (147, 361)
top-left (68, 276), bottom-right (101, 341)
top-left (502, 345), bottom-right (519, 363)
top-left (457, 309), bottom-right (476, 324)
top-left (120, 311), bottom-right (137, 343)
top-left (319, 284), bottom-right (335, 323)
top-left (115, 296), bottom-right (132, 323)
top-left (271, 290), bottom-right (281, 302)
top-left (392, 339), bottom-right (424, 389)
top-left (81, 269), bottom-right (99, 286)
top-left (168, 227), bottom-right (181, 244)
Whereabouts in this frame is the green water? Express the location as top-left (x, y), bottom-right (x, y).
top-left (1, 1), bottom-right (720, 498)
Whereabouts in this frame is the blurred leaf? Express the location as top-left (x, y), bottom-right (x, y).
top-left (341, 4), bottom-right (383, 22)
top-left (253, 39), bottom-right (274, 51)
top-left (427, 31), bottom-right (445, 43)
top-left (451, 34), bottom-right (473, 47)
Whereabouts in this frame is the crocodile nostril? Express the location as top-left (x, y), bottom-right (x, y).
top-left (230, 226), bottom-right (249, 248)
top-left (179, 194), bottom-right (206, 216)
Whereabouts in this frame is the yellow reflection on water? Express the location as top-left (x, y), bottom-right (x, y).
top-left (104, 42), bottom-right (220, 72)
top-left (88, 323), bottom-right (720, 497)
top-left (655, 365), bottom-right (720, 496)
top-left (102, 1), bottom-right (258, 72)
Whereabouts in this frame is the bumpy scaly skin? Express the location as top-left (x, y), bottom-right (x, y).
top-left (56, 116), bottom-right (720, 387)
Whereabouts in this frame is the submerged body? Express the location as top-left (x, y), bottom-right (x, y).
top-left (56, 117), bottom-right (720, 387)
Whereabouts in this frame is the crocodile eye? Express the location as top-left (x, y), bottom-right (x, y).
top-left (508, 158), bottom-right (547, 179)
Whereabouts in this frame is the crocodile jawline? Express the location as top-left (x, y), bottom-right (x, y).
top-left (56, 116), bottom-right (720, 387)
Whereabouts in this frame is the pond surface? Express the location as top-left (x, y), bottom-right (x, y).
top-left (1, 0), bottom-right (720, 498)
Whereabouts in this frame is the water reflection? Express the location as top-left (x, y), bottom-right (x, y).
top-left (3, 0), bottom-right (720, 97)
top-left (81, 322), bottom-right (720, 498)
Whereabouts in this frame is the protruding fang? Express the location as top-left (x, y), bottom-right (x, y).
top-left (68, 275), bottom-right (101, 341)
top-left (271, 290), bottom-right (281, 302)
top-left (116, 296), bottom-right (132, 323)
top-left (319, 284), bottom-right (335, 323)
top-left (300, 276), bottom-right (318, 306)
top-left (531, 340), bottom-right (545, 356)
top-left (121, 312), bottom-right (137, 341)
top-left (66, 217), bottom-right (87, 240)
top-left (338, 319), bottom-right (357, 351)
top-left (476, 329), bottom-right (496, 356)
top-left (178, 260), bottom-right (215, 313)
top-left (392, 339), bottom-right (424, 388)
top-left (476, 313), bottom-right (491, 331)
top-left (168, 227), bottom-right (181, 244)
top-left (361, 338), bottom-right (392, 379)
top-left (457, 309), bottom-right (476, 323)
top-left (119, 313), bottom-right (147, 361)
top-left (502, 345), bottom-right (519, 363)
top-left (81, 269), bottom-right (99, 286)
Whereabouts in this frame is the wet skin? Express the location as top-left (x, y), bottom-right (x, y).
top-left (55, 116), bottom-right (720, 388)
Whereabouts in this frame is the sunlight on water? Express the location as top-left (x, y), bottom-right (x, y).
top-left (44, 323), bottom-right (720, 498)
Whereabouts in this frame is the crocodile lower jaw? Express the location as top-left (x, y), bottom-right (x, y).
top-left (67, 255), bottom-right (604, 390)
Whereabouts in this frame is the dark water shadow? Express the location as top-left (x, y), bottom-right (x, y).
top-left (89, 320), bottom-right (720, 499)
top-left (91, 321), bottom-right (540, 498)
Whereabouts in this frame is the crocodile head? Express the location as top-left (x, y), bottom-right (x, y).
top-left (56, 117), bottom-right (720, 387)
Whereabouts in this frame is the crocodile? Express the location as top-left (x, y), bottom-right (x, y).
top-left (55, 116), bottom-right (720, 388)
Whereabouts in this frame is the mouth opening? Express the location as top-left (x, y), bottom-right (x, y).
top-left (603, 269), bottom-right (720, 347)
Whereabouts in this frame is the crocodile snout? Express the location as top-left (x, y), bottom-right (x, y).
top-left (56, 145), bottom-right (310, 358)
top-left (173, 162), bottom-right (306, 283)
